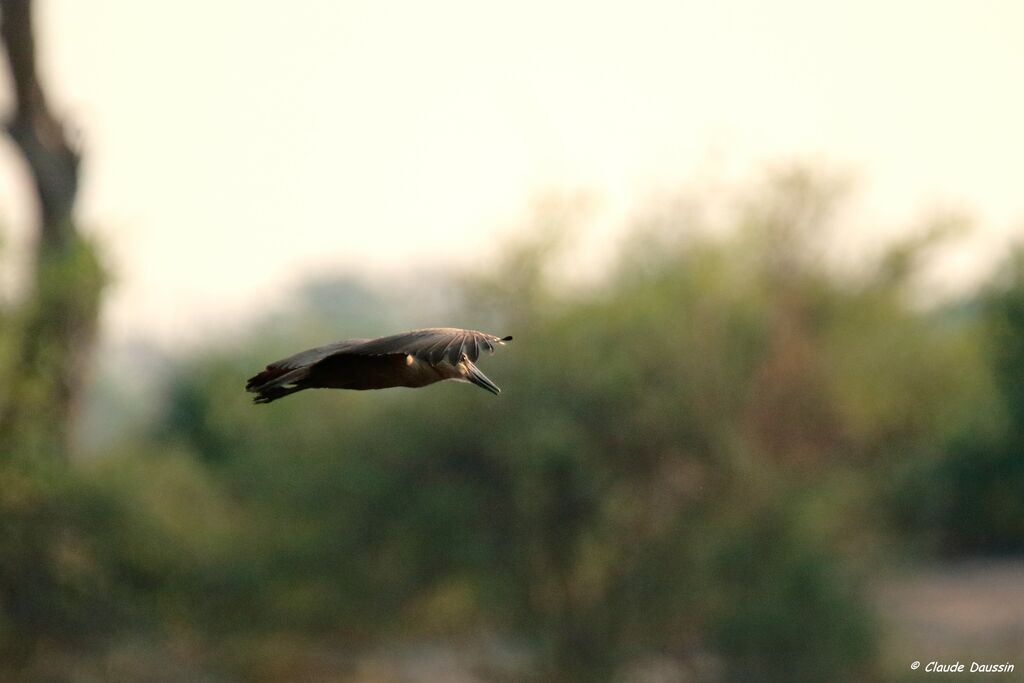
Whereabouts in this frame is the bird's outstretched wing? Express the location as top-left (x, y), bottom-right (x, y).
top-left (245, 328), bottom-right (512, 403)
top-left (346, 328), bottom-right (512, 364)
top-left (244, 338), bottom-right (367, 399)
top-left (258, 338), bottom-right (370, 375)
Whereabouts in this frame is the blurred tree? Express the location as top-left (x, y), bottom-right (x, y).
top-left (0, 156), bottom-right (1008, 680)
top-left (0, 0), bottom-right (103, 456)
top-left (892, 246), bottom-right (1024, 554)
top-left (0, 1), bottom-right (112, 674)
top-left (151, 174), bottom-right (904, 681)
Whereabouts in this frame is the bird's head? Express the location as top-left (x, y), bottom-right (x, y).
top-left (457, 354), bottom-right (501, 395)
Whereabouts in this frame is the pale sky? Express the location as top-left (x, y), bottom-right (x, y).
top-left (1, 0), bottom-right (1022, 345)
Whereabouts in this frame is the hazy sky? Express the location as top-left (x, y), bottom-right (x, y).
top-left (1, 1), bottom-right (1022, 344)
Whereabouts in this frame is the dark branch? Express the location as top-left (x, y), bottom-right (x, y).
top-left (0, 0), bottom-right (101, 454)
top-left (1, 0), bottom-right (80, 248)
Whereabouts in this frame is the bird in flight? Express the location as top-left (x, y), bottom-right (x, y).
top-left (246, 327), bottom-right (513, 404)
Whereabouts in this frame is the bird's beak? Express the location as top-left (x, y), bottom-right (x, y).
top-left (465, 363), bottom-right (501, 395)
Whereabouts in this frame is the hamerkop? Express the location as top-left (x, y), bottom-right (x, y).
top-left (246, 328), bottom-right (513, 404)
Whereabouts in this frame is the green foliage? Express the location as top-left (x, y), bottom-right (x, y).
top-left (140, 170), bottom-right (981, 680)
top-left (0, 456), bottom-right (140, 668)
top-left (0, 235), bottom-right (106, 456)
top-left (710, 496), bottom-right (876, 683)
top-left (890, 248), bottom-right (1024, 554)
top-left (3, 170), bottom-right (1020, 680)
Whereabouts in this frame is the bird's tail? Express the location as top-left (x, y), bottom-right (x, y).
top-left (245, 366), bottom-right (309, 404)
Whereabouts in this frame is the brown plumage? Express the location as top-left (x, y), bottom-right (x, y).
top-left (245, 328), bottom-right (513, 404)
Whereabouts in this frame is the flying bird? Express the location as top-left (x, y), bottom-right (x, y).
top-left (245, 327), bottom-right (512, 404)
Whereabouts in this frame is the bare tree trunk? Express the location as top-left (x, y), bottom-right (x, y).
top-left (0, 0), bottom-right (103, 455)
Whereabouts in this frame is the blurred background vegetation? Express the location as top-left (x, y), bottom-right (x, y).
top-left (3, 2), bottom-right (1024, 682)
top-left (4, 167), bottom-right (1024, 681)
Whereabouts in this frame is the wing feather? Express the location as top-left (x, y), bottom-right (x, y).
top-left (346, 328), bottom-right (510, 364)
top-left (247, 328), bottom-right (511, 401)
top-left (267, 339), bottom-right (369, 372)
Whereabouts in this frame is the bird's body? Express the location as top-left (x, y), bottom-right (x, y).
top-left (245, 327), bottom-right (512, 403)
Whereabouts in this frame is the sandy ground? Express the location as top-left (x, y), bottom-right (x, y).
top-left (874, 559), bottom-right (1024, 679)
